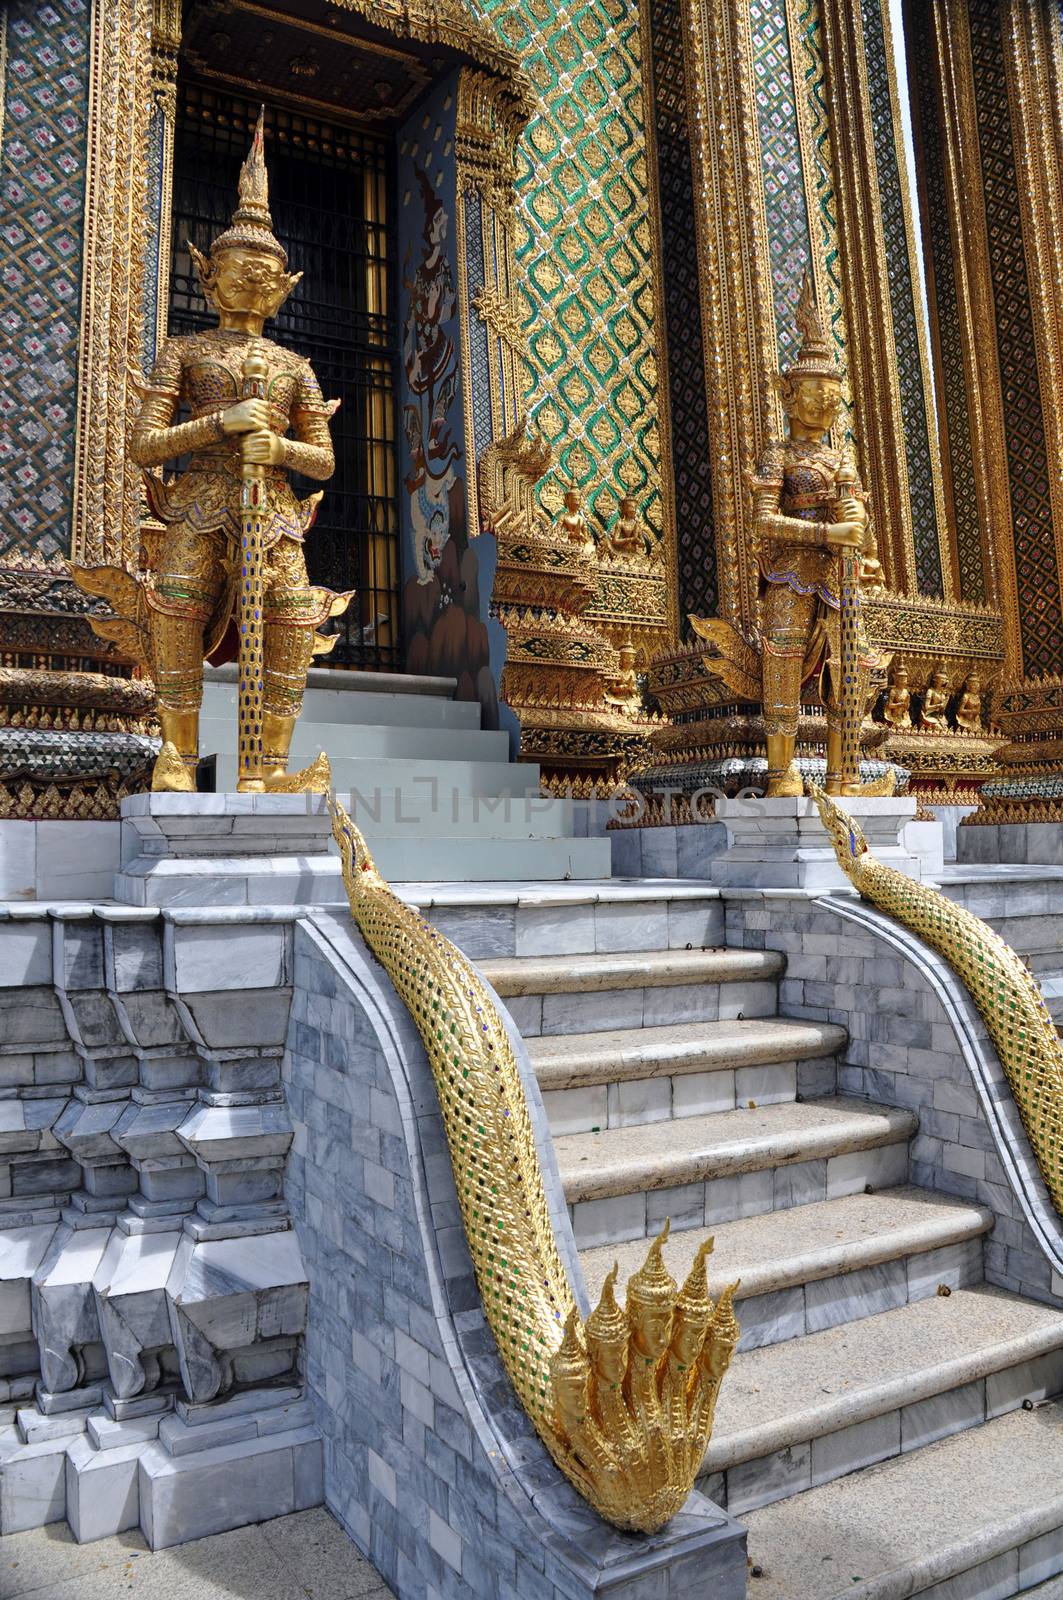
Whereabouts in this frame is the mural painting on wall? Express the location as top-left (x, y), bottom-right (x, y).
top-left (400, 151), bottom-right (499, 729)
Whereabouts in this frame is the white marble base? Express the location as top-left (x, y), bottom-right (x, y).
top-left (708, 796), bottom-right (937, 890)
top-left (138, 1422), bottom-right (323, 1550)
top-left (0, 821), bottom-right (120, 903)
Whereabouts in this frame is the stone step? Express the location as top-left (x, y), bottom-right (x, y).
top-left (541, 1017), bottom-right (845, 1132)
top-left (533, 1017), bottom-right (845, 1137)
top-left (579, 1186), bottom-right (993, 1350)
top-left (333, 791), bottom-right (581, 843)
top-left (703, 1285), bottom-right (1063, 1516)
top-left (202, 665), bottom-right (468, 721)
top-left (558, 1096), bottom-right (916, 1249)
top-left (739, 1399), bottom-right (1063, 1599)
top-left (414, 880), bottom-right (727, 960)
top-left (479, 947), bottom-right (785, 997)
top-left (480, 948), bottom-right (785, 1038)
top-left (531, 1016), bottom-right (845, 1091)
top-left (210, 751), bottom-right (542, 798)
top-left (1024, 1578), bottom-right (1063, 1598)
top-left (198, 714), bottom-right (508, 765)
top-left (118, 834), bottom-right (615, 904)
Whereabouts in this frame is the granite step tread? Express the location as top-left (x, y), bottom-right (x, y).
top-left (740, 1399), bottom-right (1063, 1599)
top-left (579, 1185), bottom-right (994, 1308)
top-left (706, 1284), bottom-right (1063, 1473)
top-left (529, 1017), bottom-right (848, 1091)
top-left (556, 1096), bottom-right (916, 1203)
top-left (477, 947), bottom-right (785, 997)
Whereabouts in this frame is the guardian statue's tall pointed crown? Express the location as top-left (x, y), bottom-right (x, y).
top-left (208, 108), bottom-right (288, 266)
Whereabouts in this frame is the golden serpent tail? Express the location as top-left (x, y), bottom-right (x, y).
top-left (327, 790), bottom-right (739, 1532)
top-left (811, 785), bottom-right (1063, 1215)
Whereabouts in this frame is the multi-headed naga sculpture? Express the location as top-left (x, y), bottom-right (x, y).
top-left (812, 784), bottom-right (1063, 1216)
top-left (328, 787), bottom-right (739, 1533)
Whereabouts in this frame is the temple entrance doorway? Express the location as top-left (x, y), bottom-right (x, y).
top-left (168, 81), bottom-right (401, 672)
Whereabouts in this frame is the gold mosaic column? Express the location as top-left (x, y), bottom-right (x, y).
top-left (71, 0), bottom-right (154, 568)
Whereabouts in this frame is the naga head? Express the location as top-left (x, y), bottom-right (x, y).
top-left (586, 1263), bottom-right (628, 1386)
top-left (551, 1309), bottom-right (591, 1438)
top-left (809, 782), bottom-right (868, 878)
top-left (669, 1239), bottom-right (715, 1369)
top-left (327, 790), bottom-right (379, 884)
top-left (190, 109), bottom-right (302, 329)
top-left (626, 1220), bottom-right (677, 1362)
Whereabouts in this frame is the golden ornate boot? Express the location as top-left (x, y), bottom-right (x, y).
top-left (259, 710), bottom-right (329, 794)
top-left (764, 734), bottom-right (804, 798)
top-left (152, 710), bottom-right (199, 793)
top-left (825, 725), bottom-right (868, 796)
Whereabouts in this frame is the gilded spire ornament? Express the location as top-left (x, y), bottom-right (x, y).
top-left (71, 110), bottom-right (350, 794)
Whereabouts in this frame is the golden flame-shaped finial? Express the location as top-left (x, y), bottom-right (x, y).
top-left (205, 106), bottom-right (288, 267)
top-left (785, 268), bottom-right (843, 381)
top-left (234, 107), bottom-right (272, 228)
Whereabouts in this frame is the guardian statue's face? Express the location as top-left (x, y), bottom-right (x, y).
top-left (210, 246), bottom-right (291, 320)
top-left (784, 374), bottom-right (842, 434)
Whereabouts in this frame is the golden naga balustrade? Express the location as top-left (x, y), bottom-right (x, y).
top-left (812, 784), bottom-right (1063, 1219)
top-left (328, 783), bottom-right (740, 1533)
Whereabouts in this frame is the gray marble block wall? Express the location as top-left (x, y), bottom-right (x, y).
top-left (283, 910), bottom-right (749, 1600)
top-left (0, 903), bottom-right (321, 1544)
top-left (724, 891), bottom-right (1063, 1309)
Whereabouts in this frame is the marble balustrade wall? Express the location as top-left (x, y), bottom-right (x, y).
top-left (724, 891), bottom-right (1063, 1309)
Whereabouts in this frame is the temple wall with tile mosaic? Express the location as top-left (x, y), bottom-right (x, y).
top-left (749, 0), bottom-right (817, 375)
top-left (859, 0), bottom-right (944, 599)
top-left (968, 0), bottom-right (1063, 679)
top-left (0, 0), bottom-right (90, 566)
top-left (908, 2), bottom-right (986, 605)
top-left (646, 0), bottom-right (718, 623)
top-left (479, 0), bottom-right (666, 544)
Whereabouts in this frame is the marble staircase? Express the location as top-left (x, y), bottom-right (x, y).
top-left (195, 666), bottom-right (611, 883)
top-left (463, 883), bottom-right (1063, 1600)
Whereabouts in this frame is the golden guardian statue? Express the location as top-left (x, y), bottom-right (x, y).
top-left (751, 274), bottom-right (882, 796)
top-left (73, 112), bottom-right (351, 793)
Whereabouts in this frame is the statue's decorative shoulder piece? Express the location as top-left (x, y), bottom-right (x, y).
top-left (72, 112), bottom-right (351, 793)
top-left (328, 783), bottom-right (740, 1532)
top-left (812, 783), bottom-right (1063, 1219)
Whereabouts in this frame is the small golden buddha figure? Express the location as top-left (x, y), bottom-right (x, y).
top-left (920, 668), bottom-right (951, 731)
top-left (606, 634), bottom-right (641, 715)
top-left (751, 272), bottom-right (880, 797)
top-left (883, 660), bottom-right (912, 729)
top-left (608, 490), bottom-right (644, 557)
top-left (955, 672), bottom-right (984, 734)
top-left (72, 113), bottom-right (348, 791)
top-left (559, 483), bottom-right (591, 547)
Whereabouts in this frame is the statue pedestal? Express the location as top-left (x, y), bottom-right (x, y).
top-left (115, 793), bottom-right (343, 908)
top-left (709, 795), bottom-right (934, 890)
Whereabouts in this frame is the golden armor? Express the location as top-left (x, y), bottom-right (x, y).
top-left (920, 668), bottom-right (951, 730)
top-left (884, 660), bottom-right (913, 728)
top-left (72, 113), bottom-right (351, 792)
top-left (752, 274), bottom-right (883, 797)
